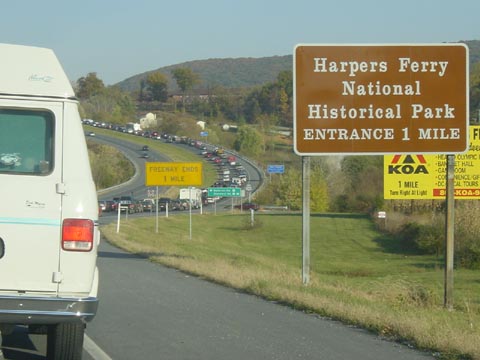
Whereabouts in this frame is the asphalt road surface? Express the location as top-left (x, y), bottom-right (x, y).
top-left (80, 240), bottom-right (435, 360)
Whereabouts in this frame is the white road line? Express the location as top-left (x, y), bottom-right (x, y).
top-left (84, 334), bottom-right (113, 360)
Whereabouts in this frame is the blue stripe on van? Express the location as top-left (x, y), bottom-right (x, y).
top-left (0, 217), bottom-right (60, 226)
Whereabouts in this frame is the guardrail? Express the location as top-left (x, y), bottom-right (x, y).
top-left (261, 205), bottom-right (289, 211)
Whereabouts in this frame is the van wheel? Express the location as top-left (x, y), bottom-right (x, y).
top-left (46, 323), bottom-right (84, 360)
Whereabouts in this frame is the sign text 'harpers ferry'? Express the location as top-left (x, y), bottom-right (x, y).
top-left (294, 44), bottom-right (469, 155)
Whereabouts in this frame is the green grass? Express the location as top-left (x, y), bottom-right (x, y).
top-left (101, 212), bottom-right (480, 360)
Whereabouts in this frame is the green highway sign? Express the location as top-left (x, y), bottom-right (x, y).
top-left (207, 187), bottom-right (241, 197)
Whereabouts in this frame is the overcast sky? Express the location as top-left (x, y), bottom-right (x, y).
top-left (2, 0), bottom-right (478, 85)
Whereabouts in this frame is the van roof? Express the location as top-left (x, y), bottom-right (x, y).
top-left (0, 43), bottom-right (76, 99)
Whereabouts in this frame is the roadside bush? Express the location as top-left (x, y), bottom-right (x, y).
top-left (87, 141), bottom-right (134, 190)
top-left (397, 222), bottom-right (422, 252)
top-left (416, 222), bottom-right (444, 257)
top-left (396, 220), bottom-right (444, 256)
top-left (385, 204), bottom-right (480, 269)
top-left (455, 202), bottom-right (480, 269)
top-left (456, 235), bottom-right (480, 269)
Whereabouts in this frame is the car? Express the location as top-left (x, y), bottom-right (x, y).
top-left (133, 200), bottom-right (144, 213)
top-left (98, 200), bottom-right (107, 212)
top-left (111, 198), bottom-right (121, 212)
top-left (104, 200), bottom-right (115, 212)
top-left (142, 145), bottom-right (149, 151)
top-left (142, 199), bottom-right (155, 211)
top-left (141, 152), bottom-right (149, 159)
top-left (157, 197), bottom-right (171, 211)
top-left (118, 196), bottom-right (134, 212)
top-left (172, 199), bottom-right (189, 211)
top-left (234, 202), bottom-right (259, 211)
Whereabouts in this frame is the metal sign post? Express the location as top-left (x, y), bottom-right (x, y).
top-left (116, 204), bottom-right (121, 233)
top-left (189, 187), bottom-right (193, 240)
top-left (302, 156), bottom-right (310, 285)
top-left (444, 155), bottom-right (455, 309)
top-left (155, 186), bottom-right (159, 233)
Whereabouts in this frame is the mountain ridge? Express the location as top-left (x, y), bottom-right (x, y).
top-left (115, 40), bottom-right (480, 93)
top-left (116, 55), bottom-right (292, 93)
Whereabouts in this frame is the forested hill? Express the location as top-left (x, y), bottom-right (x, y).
top-left (465, 39), bottom-right (480, 65)
top-left (115, 40), bottom-right (480, 93)
top-left (116, 55), bottom-right (292, 93)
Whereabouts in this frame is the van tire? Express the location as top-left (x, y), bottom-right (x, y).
top-left (46, 323), bottom-right (84, 360)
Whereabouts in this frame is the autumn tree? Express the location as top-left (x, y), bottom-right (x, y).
top-left (259, 166), bottom-right (329, 211)
top-left (172, 67), bottom-right (200, 111)
top-left (334, 156), bottom-right (384, 212)
top-left (76, 72), bottom-right (105, 99)
top-left (470, 62), bottom-right (480, 121)
top-left (77, 72), bottom-right (135, 124)
top-left (233, 125), bottom-right (264, 156)
top-left (243, 93), bottom-right (262, 123)
top-left (146, 72), bottom-right (169, 102)
top-left (242, 70), bottom-right (292, 126)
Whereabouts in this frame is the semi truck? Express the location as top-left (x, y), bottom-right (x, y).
top-left (126, 122), bottom-right (142, 134)
top-left (179, 188), bottom-right (203, 209)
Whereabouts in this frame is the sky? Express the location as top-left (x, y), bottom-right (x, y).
top-left (2, 0), bottom-right (478, 85)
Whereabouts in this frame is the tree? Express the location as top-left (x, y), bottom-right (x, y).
top-left (243, 91), bottom-right (262, 123)
top-left (76, 73), bottom-right (105, 99)
top-left (276, 70), bottom-right (293, 99)
top-left (276, 168), bottom-right (302, 210)
top-left (470, 62), bottom-right (480, 122)
top-left (172, 68), bottom-right (200, 111)
top-left (268, 166), bottom-right (329, 211)
top-left (81, 86), bottom-right (135, 124)
top-left (233, 126), bottom-right (264, 156)
top-left (337, 156), bottom-right (384, 212)
top-left (146, 72), bottom-right (169, 102)
top-left (278, 88), bottom-right (290, 125)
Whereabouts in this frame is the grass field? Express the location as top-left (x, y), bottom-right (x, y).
top-left (101, 212), bottom-right (480, 360)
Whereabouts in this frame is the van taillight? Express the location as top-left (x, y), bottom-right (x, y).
top-left (62, 219), bottom-right (94, 252)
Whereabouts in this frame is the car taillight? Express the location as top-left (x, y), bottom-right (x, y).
top-left (62, 219), bottom-right (94, 252)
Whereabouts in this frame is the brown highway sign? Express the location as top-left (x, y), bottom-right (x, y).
top-left (293, 44), bottom-right (469, 155)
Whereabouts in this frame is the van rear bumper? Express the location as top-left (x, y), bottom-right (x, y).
top-left (0, 295), bottom-right (98, 325)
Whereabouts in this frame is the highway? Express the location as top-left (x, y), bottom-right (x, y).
top-left (0, 134), bottom-right (435, 360)
top-left (93, 131), bottom-right (264, 218)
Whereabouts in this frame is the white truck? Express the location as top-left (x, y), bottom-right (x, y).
top-left (0, 43), bottom-right (100, 359)
top-left (125, 122), bottom-right (141, 134)
top-left (179, 188), bottom-right (203, 209)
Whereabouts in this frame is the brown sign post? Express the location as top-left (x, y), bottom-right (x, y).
top-left (294, 44), bottom-right (469, 155)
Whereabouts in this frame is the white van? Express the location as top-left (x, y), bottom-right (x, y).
top-left (0, 44), bottom-right (99, 359)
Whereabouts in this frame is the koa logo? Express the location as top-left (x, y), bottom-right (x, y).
top-left (388, 155), bottom-right (429, 174)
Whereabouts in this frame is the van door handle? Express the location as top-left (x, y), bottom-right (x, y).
top-left (56, 183), bottom-right (66, 194)
top-left (0, 237), bottom-right (5, 259)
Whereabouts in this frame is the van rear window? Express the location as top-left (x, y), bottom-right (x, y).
top-left (0, 109), bottom-right (54, 175)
